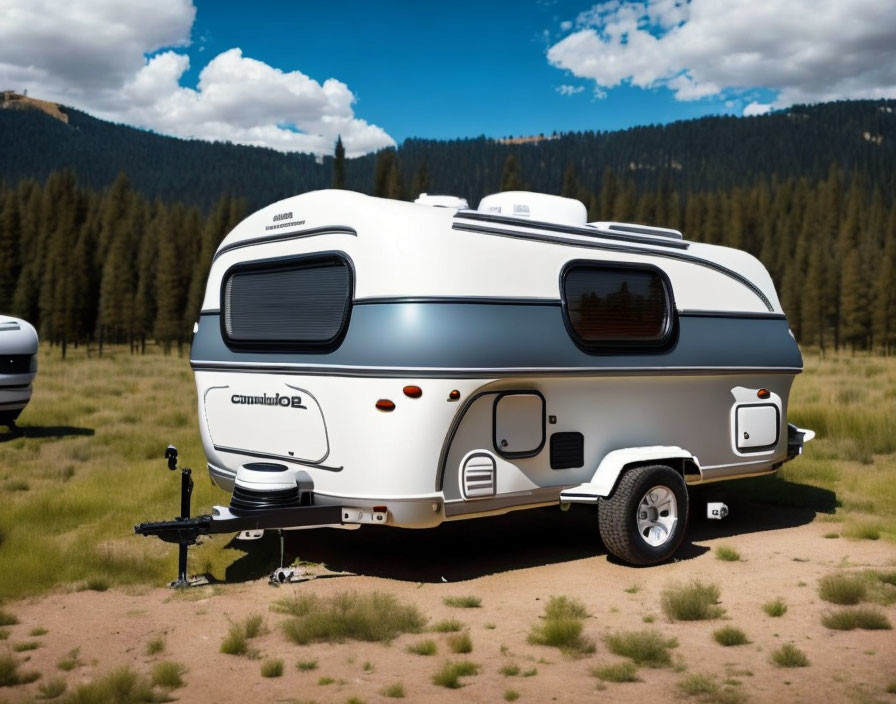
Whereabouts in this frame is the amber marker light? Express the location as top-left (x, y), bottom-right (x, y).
top-left (376, 399), bottom-right (395, 412)
top-left (757, 388), bottom-right (771, 399)
top-left (403, 385), bottom-right (423, 398)
top-left (448, 390), bottom-right (461, 401)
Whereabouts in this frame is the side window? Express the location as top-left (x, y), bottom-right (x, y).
top-left (562, 263), bottom-right (674, 350)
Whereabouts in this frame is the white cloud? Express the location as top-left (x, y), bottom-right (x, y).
top-left (556, 84), bottom-right (585, 96)
top-left (743, 101), bottom-right (772, 117)
top-left (548, 0), bottom-right (896, 109)
top-left (0, 0), bottom-right (393, 156)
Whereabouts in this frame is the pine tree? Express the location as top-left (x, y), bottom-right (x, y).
top-left (499, 154), bottom-right (523, 191)
top-left (332, 135), bottom-right (346, 188)
top-left (0, 190), bottom-right (20, 308)
top-left (374, 149), bottom-right (397, 197)
top-left (410, 162), bottom-right (430, 198)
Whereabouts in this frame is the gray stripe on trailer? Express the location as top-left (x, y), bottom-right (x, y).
top-left (191, 304), bottom-right (803, 373)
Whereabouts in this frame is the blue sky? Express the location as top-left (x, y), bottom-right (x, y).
top-left (1, 1), bottom-right (894, 156)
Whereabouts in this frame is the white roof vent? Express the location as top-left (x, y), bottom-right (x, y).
top-left (478, 191), bottom-right (587, 226)
top-left (415, 193), bottom-right (469, 209)
top-left (590, 221), bottom-right (683, 240)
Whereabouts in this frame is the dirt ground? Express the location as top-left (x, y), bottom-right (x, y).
top-left (3, 493), bottom-right (896, 704)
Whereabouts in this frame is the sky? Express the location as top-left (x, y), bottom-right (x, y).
top-left (1, 0), bottom-right (895, 157)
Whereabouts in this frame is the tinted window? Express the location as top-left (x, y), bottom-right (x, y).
top-left (223, 255), bottom-right (351, 347)
top-left (563, 264), bottom-right (672, 347)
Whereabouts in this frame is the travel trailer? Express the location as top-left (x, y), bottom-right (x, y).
top-left (0, 315), bottom-right (38, 429)
top-left (137, 189), bottom-right (813, 566)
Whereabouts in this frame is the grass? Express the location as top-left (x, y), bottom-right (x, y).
top-left (713, 625), bottom-right (750, 646)
top-left (30, 626), bottom-right (48, 636)
top-left (297, 658), bottom-right (318, 671)
top-left (0, 609), bottom-right (17, 626)
top-left (443, 596), bottom-right (481, 608)
top-left (57, 647), bottom-right (82, 671)
top-left (818, 573), bottom-right (868, 604)
top-left (274, 592), bottom-right (425, 644)
top-left (504, 689), bottom-right (520, 701)
top-left (37, 677), bottom-right (67, 699)
top-left (821, 607), bottom-right (892, 630)
top-left (0, 652), bottom-right (40, 686)
top-left (527, 595), bottom-right (595, 656)
top-left (145, 636), bottom-right (165, 655)
top-left (151, 661), bottom-right (186, 689)
top-left (500, 664), bottom-right (521, 676)
top-left (678, 673), bottom-right (718, 696)
top-left (661, 580), bottom-right (724, 621)
top-left (0, 628), bottom-right (7, 640)
top-left (447, 632), bottom-right (472, 654)
top-left (381, 682), bottom-right (405, 698)
top-left (260, 659), bottom-right (284, 678)
top-left (57, 666), bottom-right (166, 703)
top-left (763, 598), bottom-right (788, 617)
top-left (318, 676), bottom-right (335, 685)
top-left (431, 619), bottom-right (463, 633)
top-left (591, 661), bottom-right (639, 682)
top-left (771, 643), bottom-right (810, 668)
top-left (12, 640), bottom-right (39, 651)
top-left (220, 613), bottom-right (266, 655)
top-left (715, 545), bottom-right (741, 562)
top-left (432, 660), bottom-right (480, 689)
top-left (406, 639), bottom-right (437, 656)
top-left (604, 630), bottom-right (678, 667)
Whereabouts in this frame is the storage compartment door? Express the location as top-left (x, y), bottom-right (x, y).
top-left (493, 392), bottom-right (545, 458)
top-left (735, 404), bottom-right (779, 451)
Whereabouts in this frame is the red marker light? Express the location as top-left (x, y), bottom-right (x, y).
top-left (448, 390), bottom-right (461, 401)
top-left (403, 385), bottom-right (422, 398)
top-left (757, 388), bottom-right (770, 399)
top-left (376, 399), bottom-right (395, 412)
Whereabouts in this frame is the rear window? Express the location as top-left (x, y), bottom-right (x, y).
top-left (222, 254), bottom-right (352, 348)
top-left (562, 263), bottom-right (673, 349)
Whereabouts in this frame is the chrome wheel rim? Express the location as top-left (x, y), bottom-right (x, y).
top-left (636, 485), bottom-right (678, 547)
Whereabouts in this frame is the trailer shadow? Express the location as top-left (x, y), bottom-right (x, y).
top-left (0, 425), bottom-right (94, 442)
top-left (220, 476), bottom-right (837, 583)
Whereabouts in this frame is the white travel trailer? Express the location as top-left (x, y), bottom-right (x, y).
top-left (137, 189), bottom-right (813, 566)
top-left (0, 315), bottom-right (38, 429)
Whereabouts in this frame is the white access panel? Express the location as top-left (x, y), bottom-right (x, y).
top-left (494, 393), bottom-right (544, 456)
top-left (736, 405), bottom-right (778, 450)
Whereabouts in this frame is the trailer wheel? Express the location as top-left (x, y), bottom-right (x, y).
top-left (598, 464), bottom-right (688, 565)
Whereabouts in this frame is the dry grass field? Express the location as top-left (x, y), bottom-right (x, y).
top-left (1, 346), bottom-right (895, 703)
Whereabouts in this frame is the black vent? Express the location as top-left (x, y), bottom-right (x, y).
top-left (550, 432), bottom-right (584, 470)
top-left (223, 255), bottom-right (351, 347)
top-left (230, 485), bottom-right (301, 514)
top-left (0, 355), bottom-right (32, 375)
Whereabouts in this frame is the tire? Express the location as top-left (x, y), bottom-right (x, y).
top-left (598, 464), bottom-right (688, 565)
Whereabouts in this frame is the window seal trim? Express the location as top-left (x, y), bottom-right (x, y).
top-left (220, 251), bottom-right (355, 352)
top-left (559, 259), bottom-right (678, 354)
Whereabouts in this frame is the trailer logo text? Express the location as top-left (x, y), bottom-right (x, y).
top-left (231, 393), bottom-right (306, 410)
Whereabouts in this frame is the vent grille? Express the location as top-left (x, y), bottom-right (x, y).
top-left (230, 485), bottom-right (301, 514)
top-left (223, 256), bottom-right (351, 346)
top-left (550, 432), bottom-right (584, 470)
top-left (462, 453), bottom-right (496, 499)
top-left (0, 355), bottom-right (32, 375)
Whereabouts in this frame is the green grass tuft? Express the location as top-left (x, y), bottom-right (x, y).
top-left (297, 658), bottom-right (318, 671)
top-left (762, 598), bottom-right (788, 617)
top-left (318, 676), bottom-right (335, 685)
top-left (220, 613), bottom-right (266, 655)
top-left (504, 689), bottom-right (520, 701)
top-left (821, 607), bottom-right (892, 630)
top-left (771, 643), bottom-right (809, 668)
top-left (276, 592), bottom-right (424, 645)
top-left (61, 666), bottom-right (164, 704)
top-left (145, 636), bottom-right (165, 656)
top-left (604, 630), bottom-right (678, 667)
top-left (260, 659), bottom-right (284, 678)
top-left (527, 595), bottom-right (594, 655)
top-left (0, 652), bottom-right (40, 687)
top-left (151, 661), bottom-right (186, 689)
top-left (661, 580), bottom-right (724, 621)
top-left (37, 676), bottom-right (67, 699)
top-left (30, 626), bottom-right (48, 636)
top-left (406, 639), bottom-right (437, 656)
top-left (713, 625), bottom-right (750, 646)
top-left (57, 647), bottom-right (82, 671)
top-left (12, 640), bottom-right (39, 651)
top-left (443, 596), bottom-right (481, 608)
top-left (818, 573), bottom-right (867, 605)
top-left (500, 664), bottom-right (521, 676)
top-left (677, 672), bottom-right (718, 696)
top-left (843, 522), bottom-right (881, 540)
top-left (431, 619), bottom-right (463, 633)
top-left (0, 628), bottom-right (7, 640)
top-left (432, 660), bottom-right (480, 689)
top-left (0, 609), bottom-right (17, 626)
top-left (381, 682), bottom-right (405, 698)
top-left (715, 545), bottom-right (741, 562)
top-left (591, 661), bottom-right (639, 682)
top-left (447, 632), bottom-right (472, 654)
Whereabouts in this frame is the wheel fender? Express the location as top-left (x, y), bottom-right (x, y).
top-left (559, 446), bottom-right (699, 504)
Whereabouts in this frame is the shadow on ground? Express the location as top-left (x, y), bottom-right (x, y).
top-left (0, 425), bottom-right (95, 442)
top-left (218, 476), bottom-right (837, 584)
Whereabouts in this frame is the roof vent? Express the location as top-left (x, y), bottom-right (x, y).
top-left (478, 191), bottom-right (587, 226)
top-left (415, 193), bottom-right (469, 209)
top-left (590, 221), bottom-right (683, 240)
